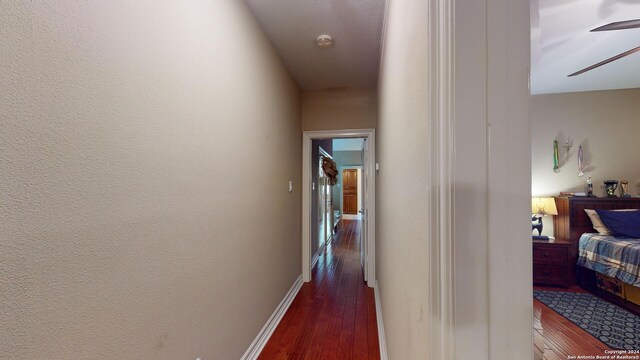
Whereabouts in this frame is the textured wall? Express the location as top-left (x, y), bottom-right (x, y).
top-left (532, 89), bottom-right (640, 196)
top-left (301, 87), bottom-right (377, 131)
top-left (531, 89), bottom-right (640, 236)
top-left (0, 1), bottom-right (301, 359)
top-left (376, 0), bottom-right (430, 357)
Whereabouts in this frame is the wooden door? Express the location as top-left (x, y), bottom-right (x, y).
top-left (343, 169), bottom-right (358, 214)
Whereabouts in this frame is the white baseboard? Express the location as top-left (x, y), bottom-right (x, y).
top-left (375, 281), bottom-right (389, 360)
top-left (240, 275), bottom-right (303, 360)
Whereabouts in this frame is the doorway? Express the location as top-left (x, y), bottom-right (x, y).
top-left (342, 169), bottom-right (358, 215)
top-left (340, 166), bottom-right (363, 220)
top-left (302, 129), bottom-right (376, 288)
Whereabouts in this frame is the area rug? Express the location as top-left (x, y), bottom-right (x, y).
top-left (534, 290), bottom-right (640, 350)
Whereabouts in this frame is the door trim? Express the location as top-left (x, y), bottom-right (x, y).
top-left (425, 0), bottom-right (532, 357)
top-left (302, 129), bottom-right (376, 288)
top-left (426, 0), bottom-right (455, 357)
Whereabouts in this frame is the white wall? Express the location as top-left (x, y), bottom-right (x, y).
top-left (455, 0), bottom-right (532, 358)
top-left (0, 2), bottom-right (301, 359)
top-left (532, 89), bottom-right (640, 198)
top-left (377, 0), bottom-right (430, 357)
top-left (302, 87), bottom-right (377, 131)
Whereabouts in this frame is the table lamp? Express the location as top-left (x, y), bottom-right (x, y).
top-left (532, 197), bottom-right (558, 240)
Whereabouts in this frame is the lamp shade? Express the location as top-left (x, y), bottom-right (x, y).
top-left (531, 197), bottom-right (558, 216)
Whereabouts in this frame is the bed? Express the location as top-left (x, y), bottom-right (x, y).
top-left (553, 196), bottom-right (640, 314)
top-left (577, 233), bottom-right (640, 287)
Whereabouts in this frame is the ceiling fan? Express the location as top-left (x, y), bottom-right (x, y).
top-left (568, 19), bottom-right (640, 77)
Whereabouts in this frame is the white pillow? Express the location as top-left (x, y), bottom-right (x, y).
top-left (584, 209), bottom-right (639, 235)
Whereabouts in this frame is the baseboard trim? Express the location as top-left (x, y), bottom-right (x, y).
top-left (240, 275), bottom-right (303, 360)
top-left (375, 281), bottom-right (389, 360)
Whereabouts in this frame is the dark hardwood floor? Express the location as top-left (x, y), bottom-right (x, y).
top-left (258, 220), bottom-right (380, 360)
top-left (534, 286), bottom-right (612, 359)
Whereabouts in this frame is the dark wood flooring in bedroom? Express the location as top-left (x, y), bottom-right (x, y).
top-left (534, 286), bottom-right (612, 360)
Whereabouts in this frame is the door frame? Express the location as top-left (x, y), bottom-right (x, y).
top-left (338, 166), bottom-right (362, 220)
top-left (425, 0), bottom-right (531, 357)
top-left (302, 129), bottom-right (376, 288)
top-left (318, 147), bottom-right (333, 246)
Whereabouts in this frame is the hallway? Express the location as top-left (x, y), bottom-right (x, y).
top-left (258, 220), bottom-right (380, 359)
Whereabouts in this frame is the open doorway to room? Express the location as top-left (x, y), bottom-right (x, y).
top-left (333, 138), bottom-right (366, 222)
top-left (302, 129), bottom-right (375, 288)
top-left (530, 2), bottom-right (640, 358)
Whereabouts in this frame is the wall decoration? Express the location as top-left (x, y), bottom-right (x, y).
top-left (578, 145), bottom-right (584, 177)
top-left (553, 140), bottom-right (560, 173)
top-left (322, 157), bottom-right (338, 186)
top-left (563, 137), bottom-right (572, 153)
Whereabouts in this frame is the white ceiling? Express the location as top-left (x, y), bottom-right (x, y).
top-left (333, 138), bottom-right (364, 152)
top-left (531, 0), bottom-right (640, 94)
top-left (245, 0), bottom-right (386, 91)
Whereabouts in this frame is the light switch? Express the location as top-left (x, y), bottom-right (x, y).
top-left (289, 181), bottom-right (293, 193)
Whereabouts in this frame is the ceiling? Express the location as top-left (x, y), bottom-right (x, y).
top-left (245, 0), bottom-right (386, 91)
top-left (333, 138), bottom-right (364, 152)
top-left (531, 0), bottom-right (640, 94)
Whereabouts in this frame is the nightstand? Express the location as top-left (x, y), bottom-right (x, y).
top-left (532, 240), bottom-right (571, 287)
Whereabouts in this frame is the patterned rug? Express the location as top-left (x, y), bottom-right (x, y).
top-left (534, 290), bottom-right (640, 350)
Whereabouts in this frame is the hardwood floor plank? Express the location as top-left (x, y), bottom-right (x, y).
top-left (367, 288), bottom-right (380, 359)
top-left (353, 278), bottom-right (369, 360)
top-left (259, 220), bottom-right (380, 360)
top-left (533, 286), bottom-right (612, 358)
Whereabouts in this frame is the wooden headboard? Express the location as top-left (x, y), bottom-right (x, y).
top-left (554, 196), bottom-right (640, 244)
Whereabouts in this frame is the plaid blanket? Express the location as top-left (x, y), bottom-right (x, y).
top-left (577, 233), bottom-right (640, 287)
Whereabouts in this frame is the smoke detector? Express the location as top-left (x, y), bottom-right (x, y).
top-left (316, 34), bottom-right (333, 48)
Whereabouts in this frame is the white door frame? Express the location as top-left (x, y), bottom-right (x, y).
top-left (318, 147), bottom-right (333, 247)
top-left (338, 165), bottom-right (362, 220)
top-left (302, 129), bottom-right (376, 288)
top-left (426, 0), bottom-right (531, 358)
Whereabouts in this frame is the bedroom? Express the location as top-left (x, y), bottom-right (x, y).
top-left (530, 0), bottom-right (640, 357)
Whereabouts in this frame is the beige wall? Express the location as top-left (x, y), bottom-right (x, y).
top-left (376, 0), bottom-right (430, 358)
top-left (301, 87), bottom-right (377, 131)
top-left (532, 89), bottom-right (640, 236)
top-left (0, 2), bottom-right (301, 359)
top-left (532, 89), bottom-right (640, 197)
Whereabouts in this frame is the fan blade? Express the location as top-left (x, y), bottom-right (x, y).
top-left (568, 45), bottom-right (640, 77)
top-left (591, 19), bottom-right (640, 32)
